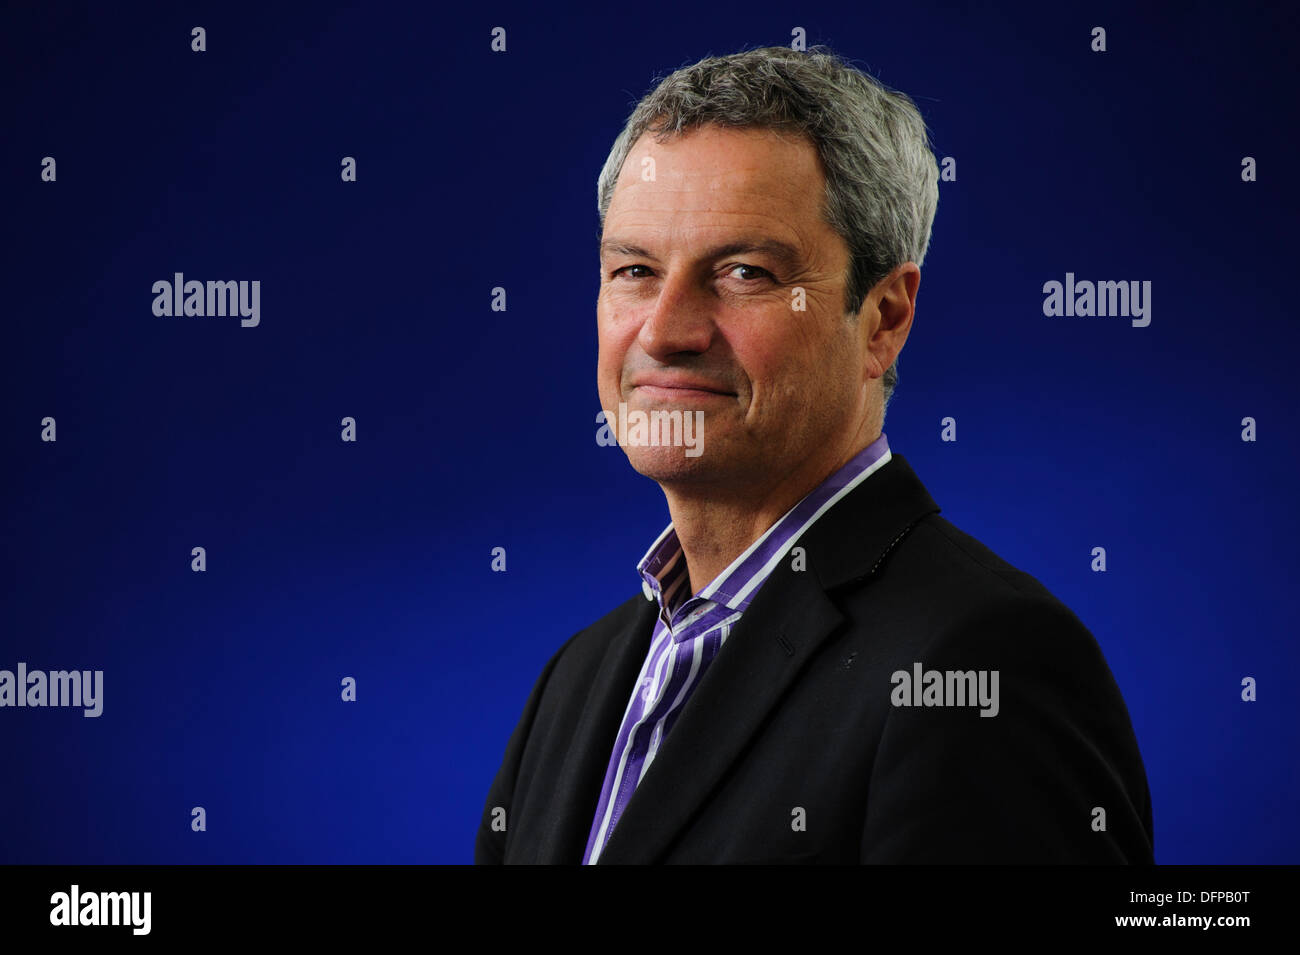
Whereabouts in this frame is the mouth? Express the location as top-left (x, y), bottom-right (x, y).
top-left (629, 377), bottom-right (737, 401)
top-left (632, 384), bottom-right (735, 402)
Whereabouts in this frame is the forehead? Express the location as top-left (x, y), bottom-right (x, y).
top-left (606, 124), bottom-right (828, 235)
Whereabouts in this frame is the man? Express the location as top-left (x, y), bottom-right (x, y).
top-left (476, 45), bottom-right (1154, 864)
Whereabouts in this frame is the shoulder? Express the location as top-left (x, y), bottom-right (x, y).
top-left (846, 512), bottom-right (1092, 645)
top-left (850, 523), bottom-right (1153, 862)
top-left (829, 510), bottom-right (1133, 725)
top-left (557, 591), bottom-right (650, 656)
top-left (529, 591), bottom-right (651, 690)
top-left (900, 512), bottom-right (1064, 602)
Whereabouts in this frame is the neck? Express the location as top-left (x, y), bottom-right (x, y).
top-left (660, 426), bottom-right (879, 594)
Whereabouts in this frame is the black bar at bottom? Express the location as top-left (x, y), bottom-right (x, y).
top-left (0, 864), bottom-right (1284, 940)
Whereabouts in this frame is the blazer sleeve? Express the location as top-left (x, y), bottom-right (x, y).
top-left (859, 595), bottom-right (1154, 863)
top-left (474, 641), bottom-right (568, 864)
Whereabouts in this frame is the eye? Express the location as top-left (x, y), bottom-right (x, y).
top-left (727, 264), bottom-right (773, 281)
top-left (611, 264), bottom-right (653, 279)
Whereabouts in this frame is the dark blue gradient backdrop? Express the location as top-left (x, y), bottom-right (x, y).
top-left (2, 0), bottom-right (1297, 863)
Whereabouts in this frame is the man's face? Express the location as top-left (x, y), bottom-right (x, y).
top-left (597, 123), bottom-right (881, 492)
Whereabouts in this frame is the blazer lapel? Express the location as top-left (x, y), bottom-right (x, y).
top-left (596, 566), bottom-right (846, 864)
top-left (595, 452), bottom-right (941, 864)
top-left (531, 594), bottom-right (658, 864)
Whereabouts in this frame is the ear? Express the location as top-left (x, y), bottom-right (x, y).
top-left (860, 263), bottom-right (920, 380)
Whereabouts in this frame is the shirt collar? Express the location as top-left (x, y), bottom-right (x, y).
top-left (636, 432), bottom-right (892, 633)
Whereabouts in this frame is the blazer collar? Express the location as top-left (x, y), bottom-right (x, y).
top-left (542, 451), bottom-right (940, 864)
top-left (803, 451), bottom-right (941, 592)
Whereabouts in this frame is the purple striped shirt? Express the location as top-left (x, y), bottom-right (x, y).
top-left (581, 432), bottom-right (893, 864)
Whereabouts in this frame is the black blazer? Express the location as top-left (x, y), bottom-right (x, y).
top-left (476, 452), bottom-right (1154, 864)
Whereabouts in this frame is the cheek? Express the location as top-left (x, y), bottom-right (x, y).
top-left (744, 329), bottom-right (847, 413)
top-left (734, 332), bottom-right (809, 406)
top-left (595, 349), bottom-right (617, 404)
top-left (596, 311), bottom-right (632, 392)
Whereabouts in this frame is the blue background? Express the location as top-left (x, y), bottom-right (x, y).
top-left (2, 0), bottom-right (1296, 863)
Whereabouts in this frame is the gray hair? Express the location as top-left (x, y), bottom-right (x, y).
top-left (596, 45), bottom-right (940, 418)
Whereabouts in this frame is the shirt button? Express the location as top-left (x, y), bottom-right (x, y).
top-left (643, 580), bottom-right (655, 601)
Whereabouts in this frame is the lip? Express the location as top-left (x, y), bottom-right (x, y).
top-left (632, 385), bottom-right (735, 403)
top-left (629, 376), bottom-right (736, 398)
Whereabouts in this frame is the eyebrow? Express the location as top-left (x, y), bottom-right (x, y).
top-left (598, 237), bottom-right (803, 268)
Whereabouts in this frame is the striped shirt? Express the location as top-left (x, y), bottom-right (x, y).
top-left (581, 431), bottom-right (893, 864)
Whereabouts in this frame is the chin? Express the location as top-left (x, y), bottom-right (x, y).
top-left (623, 445), bottom-right (716, 483)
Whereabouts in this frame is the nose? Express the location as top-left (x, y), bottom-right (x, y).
top-left (636, 269), bottom-right (717, 362)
